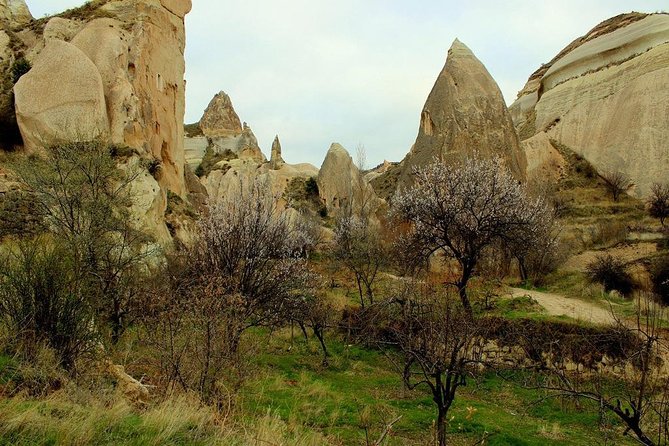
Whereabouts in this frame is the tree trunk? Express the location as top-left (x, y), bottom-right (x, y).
top-left (437, 407), bottom-right (447, 446)
top-left (457, 263), bottom-right (474, 317)
top-left (313, 325), bottom-right (329, 367)
top-left (458, 284), bottom-right (473, 317)
top-left (356, 275), bottom-right (365, 308)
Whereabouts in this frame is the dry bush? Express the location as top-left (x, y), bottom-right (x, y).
top-left (0, 239), bottom-right (96, 371)
top-left (591, 220), bottom-right (628, 247)
top-left (650, 255), bottom-right (669, 305)
top-left (648, 183), bottom-right (669, 226)
top-left (585, 254), bottom-right (636, 296)
top-left (599, 170), bottom-right (634, 202)
top-left (141, 179), bottom-right (313, 401)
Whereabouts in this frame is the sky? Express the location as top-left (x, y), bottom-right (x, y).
top-left (26, 0), bottom-right (668, 167)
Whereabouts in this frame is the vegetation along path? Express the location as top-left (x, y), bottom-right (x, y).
top-left (510, 288), bottom-right (617, 325)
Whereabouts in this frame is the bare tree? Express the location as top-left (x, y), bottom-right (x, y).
top-left (600, 170), bottom-right (634, 202)
top-left (11, 140), bottom-right (150, 345)
top-left (356, 143), bottom-right (367, 172)
top-left (535, 293), bottom-right (669, 446)
top-left (181, 178), bottom-right (312, 353)
top-left (648, 183), bottom-right (669, 226)
top-left (393, 156), bottom-right (552, 315)
top-left (333, 216), bottom-right (386, 307)
top-left (391, 283), bottom-right (486, 446)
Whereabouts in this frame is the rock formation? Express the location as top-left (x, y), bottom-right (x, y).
top-left (3, 0), bottom-right (193, 244)
top-left (270, 135), bottom-right (285, 170)
top-left (0, 0), bottom-right (32, 28)
top-left (522, 132), bottom-right (566, 185)
top-left (318, 143), bottom-right (380, 217)
top-left (12, 0), bottom-right (192, 198)
top-left (199, 91), bottom-right (242, 137)
top-left (393, 39), bottom-right (526, 189)
top-left (188, 91), bottom-right (317, 205)
top-left (510, 13), bottom-right (669, 196)
top-left (191, 91), bottom-right (266, 163)
top-left (14, 39), bottom-right (110, 149)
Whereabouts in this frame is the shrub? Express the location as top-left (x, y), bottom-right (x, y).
top-left (599, 170), bottom-right (634, 202)
top-left (0, 239), bottom-right (96, 370)
top-left (650, 255), bottom-right (669, 305)
top-left (585, 254), bottom-right (635, 296)
top-left (11, 58), bottom-right (31, 84)
top-left (648, 183), bottom-right (669, 226)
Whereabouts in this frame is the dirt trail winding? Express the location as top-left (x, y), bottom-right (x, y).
top-left (509, 288), bottom-right (616, 325)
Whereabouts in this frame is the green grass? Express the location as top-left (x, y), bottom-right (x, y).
top-left (236, 331), bottom-right (636, 445)
top-left (0, 327), bottom-right (640, 446)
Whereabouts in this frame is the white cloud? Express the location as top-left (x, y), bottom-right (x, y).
top-left (25, 0), bottom-right (669, 166)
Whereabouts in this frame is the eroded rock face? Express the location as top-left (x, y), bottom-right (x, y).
top-left (0, 0), bottom-right (32, 28)
top-left (522, 132), bottom-right (566, 185)
top-left (510, 13), bottom-right (669, 196)
top-left (317, 143), bottom-right (380, 216)
top-left (14, 39), bottom-right (110, 148)
top-left (395, 39), bottom-right (526, 188)
top-left (10, 0), bottom-right (193, 243)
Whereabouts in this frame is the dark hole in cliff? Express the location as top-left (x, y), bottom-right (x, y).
top-left (128, 63), bottom-right (136, 78)
top-left (0, 92), bottom-right (23, 151)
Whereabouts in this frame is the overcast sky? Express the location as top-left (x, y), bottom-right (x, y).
top-left (26, 1), bottom-right (668, 167)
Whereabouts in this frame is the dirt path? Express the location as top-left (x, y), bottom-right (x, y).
top-left (509, 288), bottom-right (616, 325)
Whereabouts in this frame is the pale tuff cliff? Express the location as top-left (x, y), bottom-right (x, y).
top-left (510, 13), bottom-right (669, 196)
top-left (392, 39), bottom-right (526, 190)
top-left (3, 0), bottom-right (193, 243)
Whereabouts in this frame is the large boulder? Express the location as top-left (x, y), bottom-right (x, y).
top-left (394, 39), bottom-right (526, 188)
top-left (43, 17), bottom-right (82, 41)
top-left (0, 0), bottom-right (32, 29)
top-left (14, 39), bottom-right (109, 149)
top-left (510, 13), bottom-right (669, 196)
top-left (318, 143), bottom-right (380, 216)
top-left (71, 18), bottom-right (135, 146)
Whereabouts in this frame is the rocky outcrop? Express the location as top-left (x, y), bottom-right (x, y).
top-left (199, 91), bottom-right (242, 137)
top-left (190, 91), bottom-right (317, 205)
top-left (0, 0), bottom-right (32, 28)
top-left (270, 135), bottom-right (285, 169)
top-left (522, 132), bottom-right (566, 185)
top-left (14, 39), bottom-right (110, 148)
top-left (510, 13), bottom-right (669, 196)
top-left (200, 92), bottom-right (265, 163)
top-left (13, 0), bottom-right (192, 198)
top-left (43, 18), bottom-right (82, 41)
top-left (393, 39), bottom-right (526, 189)
top-left (6, 0), bottom-right (193, 244)
top-left (318, 143), bottom-right (380, 216)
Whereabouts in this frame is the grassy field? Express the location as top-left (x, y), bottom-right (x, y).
top-left (0, 327), bottom-right (638, 445)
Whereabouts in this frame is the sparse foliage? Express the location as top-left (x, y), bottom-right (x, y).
top-left (390, 283), bottom-right (486, 446)
top-left (12, 140), bottom-right (150, 345)
top-left (535, 294), bottom-right (669, 446)
top-left (650, 255), bottom-right (669, 305)
top-left (600, 170), bottom-right (634, 202)
top-left (648, 183), bottom-right (669, 226)
top-left (393, 156), bottom-right (552, 315)
top-left (333, 216), bottom-right (386, 307)
top-left (0, 239), bottom-right (95, 370)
